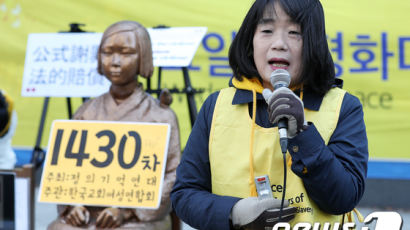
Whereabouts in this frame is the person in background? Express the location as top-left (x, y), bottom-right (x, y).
top-left (47, 20), bottom-right (180, 230)
top-left (0, 90), bottom-right (17, 170)
top-left (171, 0), bottom-right (368, 229)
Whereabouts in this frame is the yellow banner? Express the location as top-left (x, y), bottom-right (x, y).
top-left (1, 0), bottom-right (410, 159)
top-left (38, 120), bottom-right (170, 208)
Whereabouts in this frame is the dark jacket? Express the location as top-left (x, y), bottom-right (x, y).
top-left (171, 78), bottom-right (368, 230)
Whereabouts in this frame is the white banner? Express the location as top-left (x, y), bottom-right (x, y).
top-left (148, 27), bottom-right (207, 67)
top-left (21, 33), bottom-right (109, 97)
top-left (21, 27), bottom-right (207, 97)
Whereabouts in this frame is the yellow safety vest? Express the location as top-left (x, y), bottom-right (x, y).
top-left (209, 86), bottom-right (347, 225)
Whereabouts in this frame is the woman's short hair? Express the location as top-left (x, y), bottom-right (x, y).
top-left (97, 20), bottom-right (154, 78)
top-left (229, 0), bottom-right (335, 95)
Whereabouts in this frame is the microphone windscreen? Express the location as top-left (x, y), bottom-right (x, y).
top-left (270, 69), bottom-right (291, 89)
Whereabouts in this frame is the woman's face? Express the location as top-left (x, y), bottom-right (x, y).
top-left (100, 31), bottom-right (139, 86)
top-left (253, 2), bottom-right (303, 90)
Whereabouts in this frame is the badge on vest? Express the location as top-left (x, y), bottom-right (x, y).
top-left (255, 175), bottom-right (273, 200)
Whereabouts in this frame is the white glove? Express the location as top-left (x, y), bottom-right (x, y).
top-left (262, 87), bottom-right (306, 138)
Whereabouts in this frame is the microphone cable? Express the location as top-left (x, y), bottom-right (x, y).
top-left (278, 139), bottom-right (287, 222)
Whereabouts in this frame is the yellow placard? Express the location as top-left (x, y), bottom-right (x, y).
top-left (38, 120), bottom-right (170, 209)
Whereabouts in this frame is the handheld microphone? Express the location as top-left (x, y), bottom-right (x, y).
top-left (269, 69), bottom-right (292, 223)
top-left (270, 69), bottom-right (291, 154)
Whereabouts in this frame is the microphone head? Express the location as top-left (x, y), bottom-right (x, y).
top-left (270, 69), bottom-right (291, 89)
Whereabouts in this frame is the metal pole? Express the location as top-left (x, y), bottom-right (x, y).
top-left (66, 97), bottom-right (72, 119)
top-left (182, 67), bottom-right (197, 126)
top-left (31, 97), bottom-right (49, 166)
top-left (157, 67), bottom-right (163, 98)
